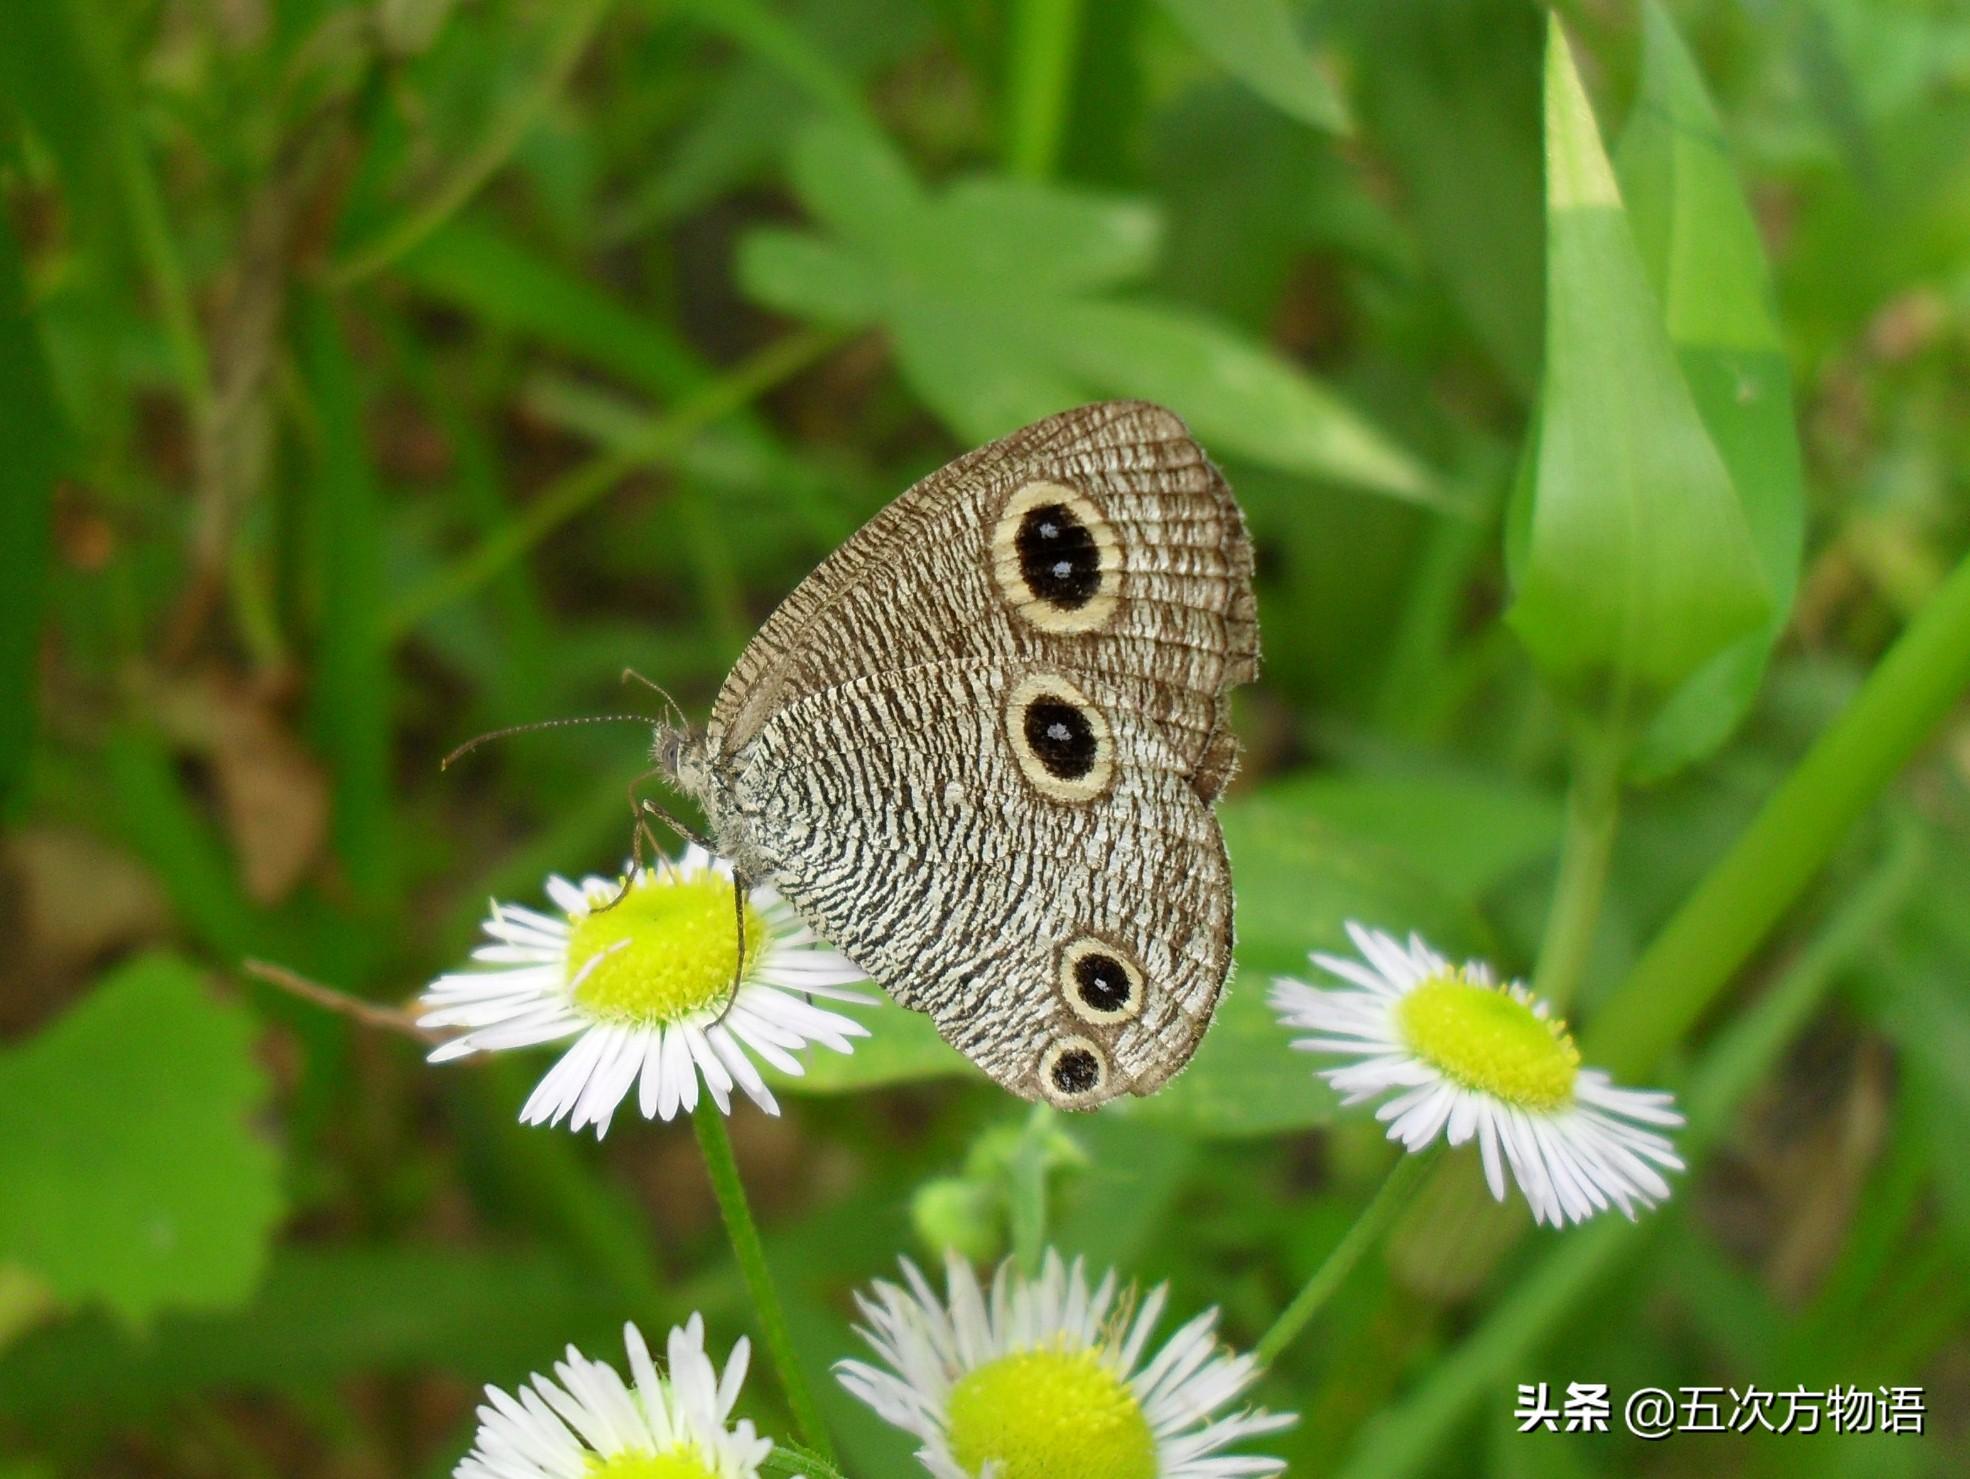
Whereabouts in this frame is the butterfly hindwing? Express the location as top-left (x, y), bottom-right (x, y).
top-left (732, 661), bottom-right (1233, 1105)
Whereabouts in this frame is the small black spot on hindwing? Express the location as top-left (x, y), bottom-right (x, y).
top-left (1051, 1047), bottom-right (1101, 1096)
top-left (1073, 952), bottom-right (1132, 1014)
top-left (1015, 503), bottom-right (1101, 608)
top-left (1023, 699), bottom-right (1097, 780)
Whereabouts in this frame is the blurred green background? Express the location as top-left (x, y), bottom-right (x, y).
top-left (3, 0), bottom-right (1969, 1474)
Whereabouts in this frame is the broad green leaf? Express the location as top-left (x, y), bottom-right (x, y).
top-left (1039, 300), bottom-right (1434, 501)
top-left (1506, 22), bottom-right (1768, 721)
top-left (1616, 3), bottom-right (1806, 779)
top-left (0, 207), bottom-right (64, 819)
top-left (0, 954), bottom-right (283, 1325)
top-left (1255, 771), bottom-right (1561, 901)
top-left (1154, 0), bottom-right (1349, 133)
top-left (740, 120), bottom-right (1434, 501)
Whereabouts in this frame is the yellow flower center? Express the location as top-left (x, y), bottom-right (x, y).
top-left (946, 1344), bottom-right (1156, 1479)
top-left (1395, 973), bottom-right (1580, 1112)
top-left (585, 1446), bottom-right (717, 1479)
top-left (565, 872), bottom-right (766, 1026)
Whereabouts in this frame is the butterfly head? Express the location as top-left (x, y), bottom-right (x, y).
top-left (652, 722), bottom-right (714, 801)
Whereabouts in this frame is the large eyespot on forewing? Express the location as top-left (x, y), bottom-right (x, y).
top-left (1004, 673), bottom-right (1114, 804)
top-left (988, 480), bottom-right (1121, 634)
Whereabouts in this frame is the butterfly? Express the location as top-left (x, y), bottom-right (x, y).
top-left (659, 401), bottom-right (1258, 1108)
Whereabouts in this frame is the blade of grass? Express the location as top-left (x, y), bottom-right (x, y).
top-left (385, 328), bottom-right (842, 638)
top-left (1587, 543), bottom-right (1970, 1077)
top-left (0, 208), bottom-right (65, 820)
top-left (74, 0), bottom-right (211, 419)
top-left (329, 0), bottom-right (617, 285)
top-left (1001, 0), bottom-right (1086, 179)
top-left (298, 294), bottom-right (395, 906)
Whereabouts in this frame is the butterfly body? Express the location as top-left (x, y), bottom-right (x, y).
top-left (660, 402), bottom-right (1257, 1108)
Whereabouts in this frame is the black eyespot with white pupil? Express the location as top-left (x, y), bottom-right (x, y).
top-left (1016, 503), bottom-right (1101, 609)
top-left (1051, 1047), bottom-right (1101, 1096)
top-left (1023, 699), bottom-right (1097, 780)
top-left (1074, 953), bottom-right (1132, 1014)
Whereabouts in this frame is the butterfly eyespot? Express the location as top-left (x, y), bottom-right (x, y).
top-left (1040, 1036), bottom-right (1109, 1104)
top-left (989, 480), bottom-right (1121, 633)
top-left (1059, 937), bottom-right (1146, 1024)
top-left (1005, 674), bottom-right (1114, 802)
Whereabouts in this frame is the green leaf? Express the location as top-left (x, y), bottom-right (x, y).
top-left (740, 120), bottom-right (1433, 501)
top-left (1126, 789), bottom-right (1489, 1137)
top-left (1615, 3), bottom-right (1806, 779)
top-left (1154, 0), bottom-right (1349, 133)
top-left (1506, 21), bottom-right (1769, 723)
top-left (397, 216), bottom-right (707, 399)
top-left (0, 954), bottom-right (283, 1325)
top-left (0, 205), bottom-right (65, 819)
top-left (774, 989), bottom-right (972, 1095)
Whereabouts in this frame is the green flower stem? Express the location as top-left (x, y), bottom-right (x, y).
top-left (1001, 0), bottom-right (1085, 179)
top-left (1007, 1104), bottom-right (1056, 1275)
top-left (1589, 543), bottom-right (1970, 1078)
top-left (1254, 1149), bottom-right (1437, 1367)
top-left (692, 1108), bottom-right (837, 1465)
top-left (1530, 726), bottom-right (1624, 1013)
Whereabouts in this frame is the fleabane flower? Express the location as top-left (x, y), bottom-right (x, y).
top-left (837, 1251), bottom-right (1293, 1479)
top-left (1270, 922), bottom-right (1684, 1227)
top-left (455, 1315), bottom-right (776, 1479)
top-left (420, 844), bottom-right (869, 1136)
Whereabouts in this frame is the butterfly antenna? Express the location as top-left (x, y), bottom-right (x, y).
top-left (440, 714), bottom-right (653, 771)
top-left (621, 667), bottom-right (689, 735)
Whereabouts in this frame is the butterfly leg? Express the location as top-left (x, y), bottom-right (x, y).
top-left (729, 869), bottom-right (748, 1003)
top-left (595, 772), bottom-right (712, 913)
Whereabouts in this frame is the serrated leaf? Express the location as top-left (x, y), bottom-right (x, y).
top-left (1154, 0), bottom-right (1349, 133)
top-left (1506, 21), bottom-right (1769, 720)
top-left (739, 120), bottom-right (1433, 501)
top-left (1616, 2), bottom-right (1806, 779)
top-left (0, 954), bottom-right (283, 1325)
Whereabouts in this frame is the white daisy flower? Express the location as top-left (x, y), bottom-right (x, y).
top-left (837, 1251), bottom-right (1294, 1479)
top-left (420, 844), bottom-right (870, 1136)
top-left (455, 1315), bottom-right (778, 1479)
top-left (1270, 922), bottom-right (1685, 1227)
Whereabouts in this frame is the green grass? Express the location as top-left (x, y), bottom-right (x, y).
top-left (3, 1), bottom-right (1969, 1476)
